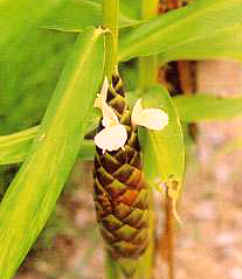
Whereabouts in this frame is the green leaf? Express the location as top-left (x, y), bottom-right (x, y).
top-left (92, 0), bottom-right (142, 19)
top-left (138, 85), bottom-right (185, 221)
top-left (0, 0), bottom-right (77, 134)
top-left (119, 0), bottom-right (242, 62)
top-left (120, 0), bottom-right (141, 21)
top-left (0, 0), bottom-right (141, 135)
top-left (42, 0), bottom-right (142, 33)
top-left (173, 94), bottom-right (242, 122)
top-left (0, 127), bottom-right (38, 165)
top-left (0, 27), bottom-right (105, 279)
top-left (0, 0), bottom-right (56, 49)
top-left (0, 126), bottom-right (95, 165)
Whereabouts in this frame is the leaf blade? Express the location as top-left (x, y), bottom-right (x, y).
top-left (0, 126), bottom-right (38, 165)
top-left (0, 126), bottom-right (95, 165)
top-left (173, 94), bottom-right (242, 122)
top-left (0, 0), bottom-right (77, 134)
top-left (119, 0), bottom-right (242, 62)
top-left (0, 27), bottom-right (104, 279)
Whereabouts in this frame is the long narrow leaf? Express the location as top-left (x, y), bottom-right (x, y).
top-left (0, 127), bottom-right (38, 165)
top-left (0, 27), bottom-right (105, 279)
top-left (174, 94), bottom-right (242, 122)
top-left (119, 0), bottom-right (242, 62)
top-left (0, 126), bottom-right (95, 165)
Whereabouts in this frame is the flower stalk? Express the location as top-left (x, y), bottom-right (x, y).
top-left (102, 1), bottom-right (121, 278)
top-left (103, 0), bottom-right (119, 80)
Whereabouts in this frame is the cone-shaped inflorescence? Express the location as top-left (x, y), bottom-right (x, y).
top-left (93, 74), bottom-right (149, 260)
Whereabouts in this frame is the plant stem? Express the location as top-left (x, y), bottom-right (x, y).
top-left (165, 193), bottom-right (175, 279)
top-left (138, 0), bottom-right (159, 93)
top-left (103, 0), bottom-right (119, 80)
top-left (103, 2), bottom-right (121, 277)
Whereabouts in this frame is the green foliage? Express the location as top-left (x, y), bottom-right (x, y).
top-left (43, 0), bottom-right (142, 32)
top-left (1, 0), bottom-right (242, 277)
top-left (138, 85), bottom-right (185, 220)
top-left (0, 27), bottom-right (105, 279)
top-left (119, 0), bottom-right (242, 62)
top-left (0, 0), bottom-right (141, 135)
top-left (0, 127), bottom-right (38, 165)
top-left (0, 0), bottom-right (76, 134)
top-left (139, 85), bottom-right (185, 184)
top-left (174, 94), bottom-right (242, 122)
top-left (120, 0), bottom-right (142, 20)
top-left (0, 126), bottom-right (95, 165)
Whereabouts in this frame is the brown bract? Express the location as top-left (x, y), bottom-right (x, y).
top-left (93, 75), bottom-right (150, 260)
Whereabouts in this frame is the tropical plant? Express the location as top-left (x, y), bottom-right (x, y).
top-left (0, 0), bottom-right (242, 278)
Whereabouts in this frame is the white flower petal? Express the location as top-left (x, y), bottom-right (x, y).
top-left (131, 98), bottom-right (143, 125)
top-left (138, 108), bottom-right (169, 130)
top-left (94, 124), bottom-right (127, 152)
top-left (102, 102), bottom-right (119, 127)
top-left (131, 98), bottom-right (169, 130)
top-left (94, 77), bottom-right (109, 109)
top-left (94, 77), bottom-right (120, 128)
